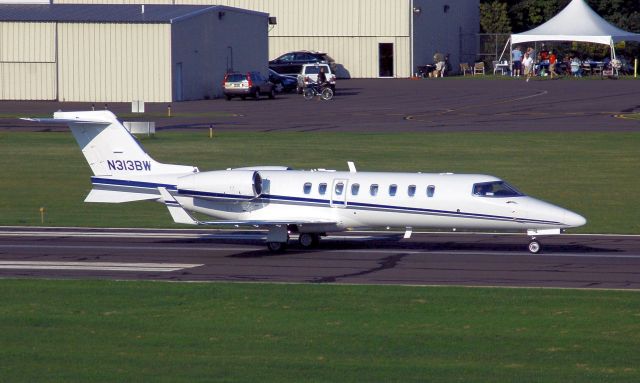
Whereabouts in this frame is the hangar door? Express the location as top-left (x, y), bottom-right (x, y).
top-left (378, 43), bottom-right (394, 77)
top-left (0, 22), bottom-right (57, 100)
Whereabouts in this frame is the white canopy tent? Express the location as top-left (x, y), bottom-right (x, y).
top-left (501, 0), bottom-right (640, 63)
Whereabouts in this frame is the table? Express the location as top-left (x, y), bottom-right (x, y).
top-left (493, 62), bottom-right (510, 75)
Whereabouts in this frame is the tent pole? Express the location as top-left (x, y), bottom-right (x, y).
top-left (610, 39), bottom-right (616, 60)
top-left (509, 38), bottom-right (512, 76)
top-left (497, 37), bottom-right (511, 69)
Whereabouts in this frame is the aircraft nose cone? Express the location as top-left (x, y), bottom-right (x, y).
top-left (564, 211), bottom-right (587, 227)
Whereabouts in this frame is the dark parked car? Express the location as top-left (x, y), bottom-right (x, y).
top-left (269, 51), bottom-right (337, 75)
top-left (268, 69), bottom-right (297, 93)
top-left (222, 71), bottom-right (275, 100)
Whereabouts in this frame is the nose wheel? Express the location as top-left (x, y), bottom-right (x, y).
top-left (528, 238), bottom-right (542, 254)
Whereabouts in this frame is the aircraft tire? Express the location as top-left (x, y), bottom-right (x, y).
top-left (267, 241), bottom-right (287, 253)
top-left (528, 240), bottom-right (542, 254)
top-left (299, 233), bottom-right (320, 248)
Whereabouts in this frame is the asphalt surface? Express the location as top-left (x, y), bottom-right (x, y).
top-left (1, 228), bottom-right (639, 289)
top-left (3, 78), bottom-right (640, 132)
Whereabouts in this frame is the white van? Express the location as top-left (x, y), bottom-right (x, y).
top-left (297, 63), bottom-right (336, 93)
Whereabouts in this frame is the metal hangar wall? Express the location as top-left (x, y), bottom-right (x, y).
top-left (0, 4), bottom-right (268, 101)
top-left (49, 0), bottom-right (479, 79)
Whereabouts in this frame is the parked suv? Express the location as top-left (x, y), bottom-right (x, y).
top-left (269, 51), bottom-right (337, 75)
top-left (297, 63), bottom-right (337, 94)
top-left (222, 71), bottom-right (275, 100)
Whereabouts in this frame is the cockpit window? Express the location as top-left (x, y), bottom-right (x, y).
top-left (472, 181), bottom-right (524, 197)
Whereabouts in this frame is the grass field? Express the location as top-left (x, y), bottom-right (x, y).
top-left (1, 130), bottom-right (639, 233)
top-left (0, 280), bottom-right (638, 382)
top-left (2, 130), bottom-right (639, 382)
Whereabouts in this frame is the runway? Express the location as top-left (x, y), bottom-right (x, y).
top-left (1, 227), bottom-right (639, 289)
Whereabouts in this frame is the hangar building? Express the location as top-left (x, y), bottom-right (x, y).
top-left (50, 0), bottom-right (479, 79)
top-left (0, 4), bottom-right (268, 101)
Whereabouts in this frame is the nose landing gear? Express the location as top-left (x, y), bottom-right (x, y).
top-left (528, 237), bottom-right (542, 254)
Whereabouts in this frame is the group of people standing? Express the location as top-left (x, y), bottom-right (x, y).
top-left (511, 45), bottom-right (558, 82)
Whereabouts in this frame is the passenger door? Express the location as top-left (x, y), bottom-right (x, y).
top-left (330, 179), bottom-right (348, 208)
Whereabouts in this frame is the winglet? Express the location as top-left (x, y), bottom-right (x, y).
top-left (158, 187), bottom-right (199, 225)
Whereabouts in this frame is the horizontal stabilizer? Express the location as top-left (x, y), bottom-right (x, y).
top-left (85, 188), bottom-right (159, 203)
top-left (21, 117), bottom-right (111, 125)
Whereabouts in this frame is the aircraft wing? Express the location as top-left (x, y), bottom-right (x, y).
top-left (198, 219), bottom-right (337, 226)
top-left (157, 187), bottom-right (336, 227)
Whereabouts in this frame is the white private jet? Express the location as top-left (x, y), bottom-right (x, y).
top-left (24, 110), bottom-right (586, 253)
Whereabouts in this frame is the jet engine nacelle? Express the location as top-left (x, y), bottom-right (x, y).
top-left (177, 170), bottom-right (262, 198)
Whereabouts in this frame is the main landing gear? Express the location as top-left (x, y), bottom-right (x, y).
top-left (267, 241), bottom-right (287, 253)
top-left (266, 225), bottom-right (323, 253)
top-left (298, 233), bottom-right (321, 248)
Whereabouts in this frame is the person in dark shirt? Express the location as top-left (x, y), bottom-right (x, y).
top-left (317, 67), bottom-right (328, 87)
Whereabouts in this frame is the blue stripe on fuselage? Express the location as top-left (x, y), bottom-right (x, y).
top-left (91, 177), bottom-right (177, 191)
top-left (90, 177), bottom-right (562, 226)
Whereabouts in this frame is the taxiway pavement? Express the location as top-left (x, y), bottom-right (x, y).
top-left (3, 79), bottom-right (640, 133)
top-left (1, 228), bottom-right (639, 290)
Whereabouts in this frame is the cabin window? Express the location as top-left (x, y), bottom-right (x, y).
top-left (335, 182), bottom-right (344, 195)
top-left (389, 184), bottom-right (397, 196)
top-left (351, 183), bottom-right (360, 195)
top-left (427, 185), bottom-right (435, 197)
top-left (319, 183), bottom-right (327, 195)
top-left (408, 185), bottom-right (416, 197)
top-left (303, 182), bottom-right (312, 194)
top-left (472, 181), bottom-right (524, 197)
top-left (370, 184), bottom-right (379, 196)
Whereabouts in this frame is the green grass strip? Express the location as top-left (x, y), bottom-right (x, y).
top-left (0, 279), bottom-right (638, 382)
top-left (1, 131), bottom-right (639, 233)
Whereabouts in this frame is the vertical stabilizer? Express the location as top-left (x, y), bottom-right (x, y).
top-left (25, 111), bottom-right (197, 178)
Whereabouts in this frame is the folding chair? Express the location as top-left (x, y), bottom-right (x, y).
top-left (473, 62), bottom-right (485, 75)
top-left (459, 63), bottom-right (472, 76)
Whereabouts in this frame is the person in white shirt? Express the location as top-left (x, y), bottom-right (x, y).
top-left (523, 52), bottom-right (534, 82)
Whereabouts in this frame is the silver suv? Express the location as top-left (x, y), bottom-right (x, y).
top-left (296, 63), bottom-right (336, 94)
top-left (223, 71), bottom-right (275, 100)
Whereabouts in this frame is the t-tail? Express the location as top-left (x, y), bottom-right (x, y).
top-left (23, 110), bottom-right (198, 203)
